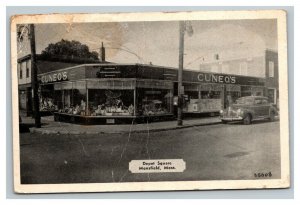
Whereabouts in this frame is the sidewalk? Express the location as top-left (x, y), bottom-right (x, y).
top-left (22, 115), bottom-right (221, 135)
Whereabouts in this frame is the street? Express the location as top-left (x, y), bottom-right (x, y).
top-left (19, 120), bottom-right (281, 184)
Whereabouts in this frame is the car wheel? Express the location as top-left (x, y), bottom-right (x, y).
top-left (269, 111), bottom-right (275, 122)
top-left (221, 120), bottom-right (227, 124)
top-left (243, 114), bottom-right (251, 125)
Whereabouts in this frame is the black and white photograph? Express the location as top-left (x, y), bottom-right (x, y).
top-left (11, 10), bottom-right (290, 193)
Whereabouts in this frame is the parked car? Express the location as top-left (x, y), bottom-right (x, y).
top-left (219, 96), bottom-right (277, 125)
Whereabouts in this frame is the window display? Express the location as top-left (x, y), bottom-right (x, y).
top-left (184, 85), bottom-right (223, 113)
top-left (137, 89), bottom-right (172, 116)
top-left (40, 97), bottom-right (58, 111)
top-left (88, 90), bottom-right (134, 116)
top-left (200, 91), bottom-right (221, 99)
top-left (57, 88), bottom-right (87, 116)
top-left (185, 91), bottom-right (198, 99)
top-left (39, 85), bottom-right (58, 112)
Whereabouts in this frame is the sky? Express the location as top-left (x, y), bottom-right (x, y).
top-left (17, 19), bottom-right (277, 74)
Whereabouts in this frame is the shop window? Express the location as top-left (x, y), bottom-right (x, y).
top-left (241, 86), bottom-right (252, 97)
top-left (201, 91), bottom-right (220, 99)
top-left (137, 88), bottom-right (172, 116)
top-left (269, 61), bottom-right (274, 77)
top-left (198, 91), bottom-right (222, 112)
top-left (88, 89), bottom-right (134, 116)
top-left (58, 89), bottom-right (86, 115)
top-left (185, 91), bottom-right (198, 99)
top-left (54, 90), bottom-right (63, 109)
top-left (73, 89), bottom-right (87, 115)
top-left (72, 89), bottom-right (86, 106)
top-left (57, 88), bottom-right (136, 116)
top-left (39, 84), bottom-right (58, 112)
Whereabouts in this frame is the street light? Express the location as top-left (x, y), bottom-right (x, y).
top-left (177, 21), bottom-right (193, 126)
top-left (17, 24), bottom-right (41, 128)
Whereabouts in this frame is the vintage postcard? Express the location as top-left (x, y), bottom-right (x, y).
top-left (11, 10), bottom-right (290, 193)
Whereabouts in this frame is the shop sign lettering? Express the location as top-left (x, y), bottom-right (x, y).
top-left (41, 72), bottom-right (68, 83)
top-left (197, 73), bottom-right (236, 84)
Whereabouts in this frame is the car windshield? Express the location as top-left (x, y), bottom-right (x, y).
top-left (235, 97), bottom-right (254, 105)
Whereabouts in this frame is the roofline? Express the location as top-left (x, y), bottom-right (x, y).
top-left (265, 48), bottom-right (278, 53)
top-left (199, 55), bottom-right (265, 65)
top-left (136, 63), bottom-right (265, 79)
top-left (18, 54), bottom-right (107, 64)
top-left (38, 62), bottom-right (265, 80)
top-left (17, 54), bottom-right (31, 63)
top-left (38, 63), bottom-right (122, 76)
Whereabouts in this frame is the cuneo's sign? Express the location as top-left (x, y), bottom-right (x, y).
top-left (197, 73), bottom-right (236, 84)
top-left (41, 71), bottom-right (68, 84)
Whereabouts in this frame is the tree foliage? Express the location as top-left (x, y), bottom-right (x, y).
top-left (41, 39), bottom-right (99, 60)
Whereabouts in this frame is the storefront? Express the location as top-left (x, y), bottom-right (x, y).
top-left (38, 63), bottom-right (265, 124)
top-left (182, 71), bottom-right (265, 114)
top-left (39, 64), bottom-right (174, 124)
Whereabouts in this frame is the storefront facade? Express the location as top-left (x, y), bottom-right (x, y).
top-left (17, 54), bottom-right (105, 117)
top-left (38, 63), bottom-right (265, 124)
top-left (181, 70), bottom-right (265, 114)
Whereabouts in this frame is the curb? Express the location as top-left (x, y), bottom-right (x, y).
top-left (29, 121), bottom-right (222, 135)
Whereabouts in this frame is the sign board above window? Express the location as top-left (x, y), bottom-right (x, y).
top-left (41, 71), bottom-right (68, 84)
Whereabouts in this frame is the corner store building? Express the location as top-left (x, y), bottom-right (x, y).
top-left (38, 63), bottom-right (266, 124)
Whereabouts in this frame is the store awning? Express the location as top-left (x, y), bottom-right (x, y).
top-left (137, 79), bottom-right (173, 89)
top-left (54, 81), bottom-right (86, 90)
top-left (226, 84), bottom-right (241, 92)
top-left (200, 84), bottom-right (223, 91)
top-left (251, 86), bottom-right (265, 92)
top-left (87, 80), bottom-right (135, 90)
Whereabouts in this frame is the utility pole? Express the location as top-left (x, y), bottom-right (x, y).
top-left (177, 21), bottom-right (185, 126)
top-left (29, 24), bottom-right (41, 128)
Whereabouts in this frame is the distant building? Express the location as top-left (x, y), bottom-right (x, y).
top-left (199, 49), bottom-right (279, 107)
top-left (264, 50), bottom-right (279, 108)
top-left (199, 50), bottom-right (278, 77)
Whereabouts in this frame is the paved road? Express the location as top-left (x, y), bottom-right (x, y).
top-left (19, 120), bottom-right (281, 184)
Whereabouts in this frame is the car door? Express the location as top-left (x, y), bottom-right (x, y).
top-left (252, 98), bottom-right (265, 118)
top-left (260, 98), bottom-right (271, 116)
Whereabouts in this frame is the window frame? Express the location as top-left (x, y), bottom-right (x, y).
top-left (19, 67), bottom-right (23, 79)
top-left (26, 67), bottom-right (30, 78)
top-left (269, 61), bottom-right (275, 78)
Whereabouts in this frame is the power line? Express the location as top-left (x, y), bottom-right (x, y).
top-left (185, 55), bottom-right (205, 68)
top-left (91, 45), bottom-right (146, 63)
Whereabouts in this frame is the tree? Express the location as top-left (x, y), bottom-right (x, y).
top-left (41, 39), bottom-right (99, 60)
